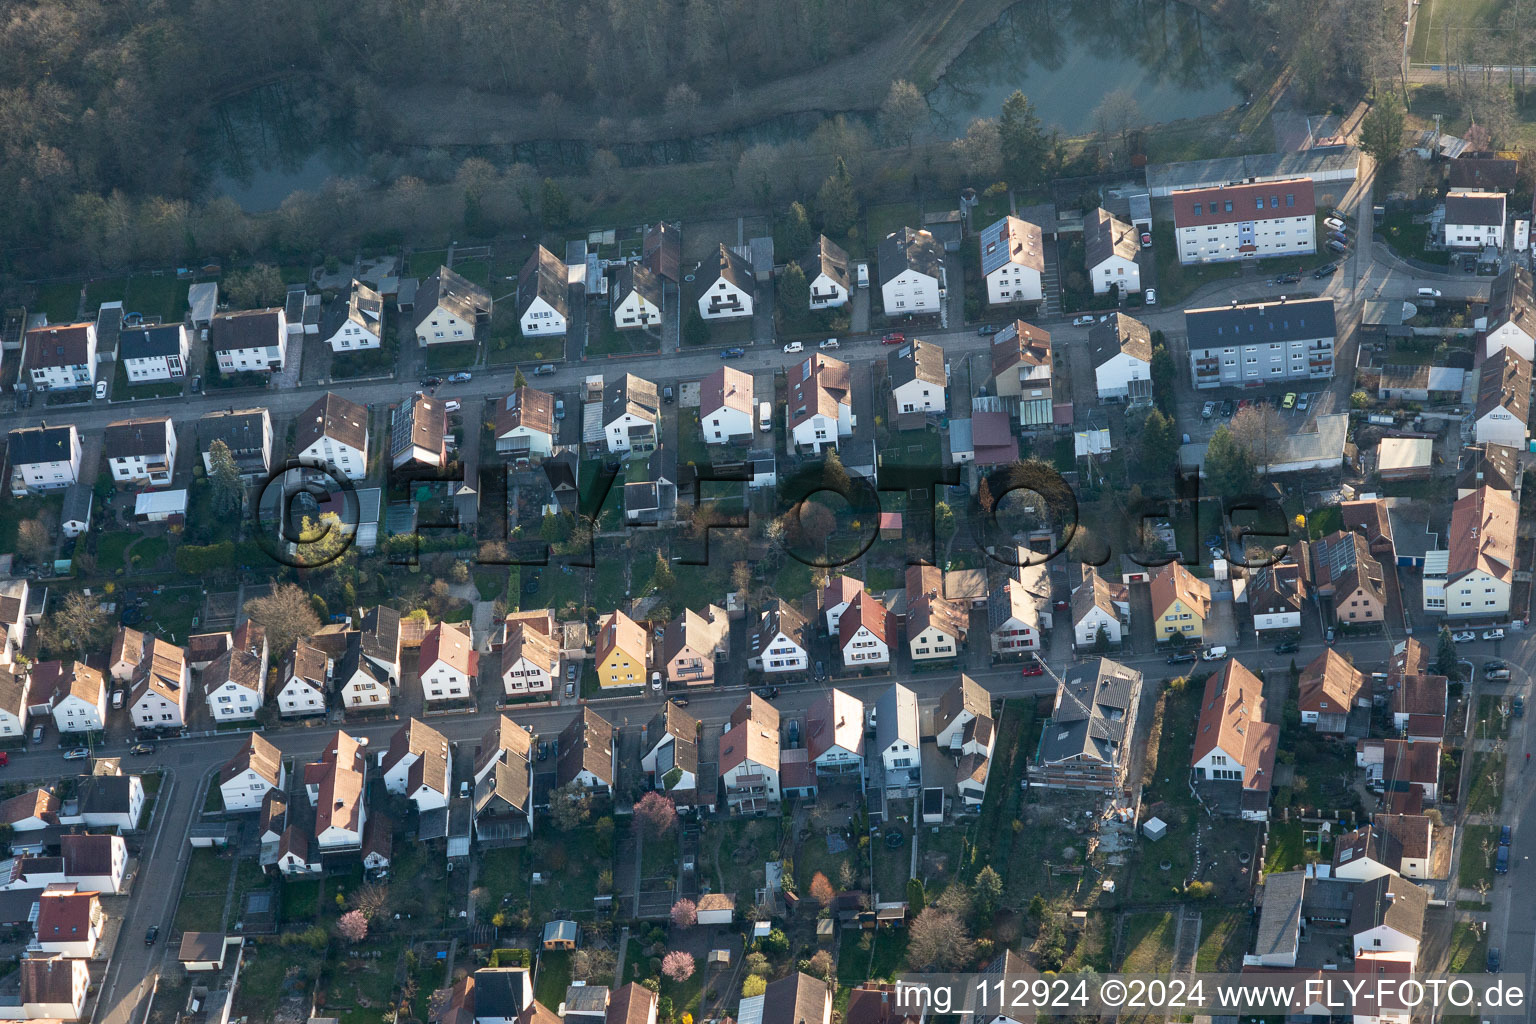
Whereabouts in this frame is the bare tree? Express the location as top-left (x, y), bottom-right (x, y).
top-left (877, 80), bottom-right (928, 149)
top-left (40, 591), bottom-right (112, 657)
top-left (244, 583), bottom-right (322, 660)
top-left (15, 516), bottom-right (54, 566)
top-left (952, 118), bottom-right (1003, 180)
top-left (906, 908), bottom-right (974, 970)
top-left (1228, 405), bottom-right (1287, 475)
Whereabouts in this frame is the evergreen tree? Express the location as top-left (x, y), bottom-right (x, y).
top-left (1434, 627), bottom-right (1458, 678)
top-left (782, 201), bottom-right (815, 256)
top-left (778, 262), bottom-right (810, 319)
top-left (1203, 426), bottom-right (1257, 497)
top-left (815, 157), bottom-right (858, 236)
top-left (998, 91), bottom-right (1048, 188)
top-left (1138, 409), bottom-right (1178, 481)
top-left (540, 178), bottom-right (570, 227)
top-left (1359, 94), bottom-right (1406, 167)
top-left (514, 367), bottom-right (528, 388)
top-left (207, 439), bottom-right (245, 516)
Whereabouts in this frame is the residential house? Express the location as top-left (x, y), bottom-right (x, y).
top-left (613, 262), bottom-right (662, 329)
top-left (934, 675), bottom-right (991, 750)
top-left (58, 834), bottom-right (127, 895)
top-left (204, 621), bottom-right (269, 722)
top-left (1245, 870), bottom-right (1306, 968)
top-left (500, 617), bottom-right (558, 697)
top-left (119, 323), bottom-right (189, 381)
top-left (556, 708), bottom-right (616, 793)
top-left (0, 580), bottom-right (27, 667)
top-left (21, 323), bottom-right (96, 390)
top-left (1350, 875), bottom-right (1428, 961)
top-left (336, 632), bottom-right (392, 711)
top-left (60, 483), bottom-right (93, 537)
top-left (1471, 348), bottom-right (1531, 449)
top-left (210, 308), bottom-right (287, 373)
top-left (641, 702), bottom-right (700, 795)
top-left (806, 688), bottom-right (865, 778)
top-left (472, 716), bottom-right (534, 844)
top-left (872, 684), bottom-right (921, 798)
top-left (1297, 649), bottom-right (1369, 735)
top-left (1083, 208), bottom-right (1141, 294)
top-left (1186, 296), bottom-right (1337, 388)
top-left (822, 575), bottom-right (866, 635)
top-left (197, 408), bottom-right (272, 479)
top-left (307, 730), bottom-right (367, 851)
top-left (20, 953), bottom-right (89, 1020)
top-left (104, 417), bottom-right (176, 488)
top-left (127, 637), bottom-right (188, 729)
top-left (878, 227), bottom-right (945, 314)
top-left (1373, 813), bottom-right (1435, 880)
top-left (1456, 442), bottom-right (1521, 500)
top-left (359, 606), bottom-right (403, 684)
top-left (34, 890), bottom-right (104, 958)
top-left (603, 374), bottom-right (660, 456)
top-left (471, 969), bottom-right (537, 1024)
top-left (989, 321), bottom-right (1054, 428)
top-left (1444, 190), bottom-right (1506, 249)
top-left (747, 600), bottom-right (809, 674)
top-left (1371, 739), bottom-right (1442, 805)
top-left (980, 216), bottom-right (1045, 305)
top-left (802, 235), bottom-right (852, 309)
top-left (889, 339), bottom-right (947, 415)
top-left (1190, 659), bottom-right (1279, 820)
top-left (390, 392), bottom-right (448, 469)
top-left (320, 279), bottom-right (383, 351)
top-left (1089, 314), bottom-right (1153, 404)
top-left (608, 983), bottom-right (660, 1024)
top-left (838, 593), bottom-right (890, 670)
top-left (294, 392), bottom-right (369, 480)
top-left (906, 594), bottom-right (966, 663)
top-left (380, 718), bottom-right (452, 813)
top-left (988, 577), bottom-right (1045, 656)
top-left (275, 826), bottom-right (320, 876)
top-left (45, 661), bottom-right (106, 734)
top-left (594, 611), bottom-right (649, 689)
top-left (696, 244), bottom-right (754, 320)
top-left (492, 387), bottom-right (557, 462)
top-left (419, 622), bottom-right (477, 705)
top-left (1423, 485), bottom-right (1518, 617)
top-left (277, 640), bottom-right (329, 717)
top-left (1150, 562), bottom-right (1212, 643)
top-left (66, 773), bottom-right (144, 829)
top-left (412, 266), bottom-right (492, 346)
top-left (787, 353), bottom-right (853, 453)
top-left (1171, 179), bottom-right (1317, 263)
top-left (1029, 658), bottom-right (1143, 792)
top-left (641, 222), bottom-right (682, 284)
top-left (720, 694), bottom-right (780, 812)
top-left (0, 790), bottom-right (59, 832)
top-left (1390, 674), bottom-right (1447, 741)
top-left (660, 605), bottom-right (729, 687)
top-left (1332, 823), bottom-right (1404, 882)
top-left (0, 666), bottom-right (28, 740)
top-left (219, 733), bottom-right (285, 812)
top-left (699, 366), bottom-right (754, 443)
top-left (517, 246), bottom-right (569, 336)
top-left (1249, 560), bottom-right (1307, 633)
top-left (1481, 265), bottom-right (1535, 361)
top-left (1310, 530), bottom-right (1387, 625)
top-left (108, 626), bottom-right (148, 683)
top-left (623, 447), bottom-right (681, 525)
top-left (7, 423), bottom-right (81, 496)
top-left (1072, 566), bottom-right (1129, 648)
top-left (739, 973), bottom-right (831, 1024)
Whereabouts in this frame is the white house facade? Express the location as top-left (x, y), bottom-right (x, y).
top-left (980, 216), bottom-right (1044, 305)
top-left (7, 424), bottom-right (82, 497)
top-left (1444, 191), bottom-right (1506, 249)
top-left (878, 227), bottom-right (944, 314)
top-left (1172, 179), bottom-right (1317, 264)
top-left (1084, 208), bottom-right (1142, 294)
top-left (120, 324), bottom-right (189, 381)
top-left (210, 308), bottom-right (288, 374)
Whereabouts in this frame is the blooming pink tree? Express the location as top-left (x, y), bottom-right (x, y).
top-left (662, 950), bottom-right (696, 982)
top-left (634, 791), bottom-right (678, 839)
top-left (670, 898), bottom-right (698, 928)
top-left (338, 909), bottom-right (368, 943)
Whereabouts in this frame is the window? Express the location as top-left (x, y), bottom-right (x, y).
top-left (1256, 198), bottom-right (1264, 210)
top-left (1193, 203), bottom-right (1202, 216)
top-left (1224, 201), bottom-right (1233, 213)
top-left (1286, 194), bottom-right (1295, 207)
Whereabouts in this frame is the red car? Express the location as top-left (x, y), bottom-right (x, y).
top-left (881, 332), bottom-right (906, 345)
top-left (1021, 661), bottom-right (1046, 677)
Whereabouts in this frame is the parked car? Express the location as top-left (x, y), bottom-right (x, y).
top-left (1072, 315), bottom-right (1096, 326)
top-left (1167, 651), bottom-right (1197, 665)
top-left (1140, 231), bottom-right (1153, 248)
top-left (190, 375), bottom-right (201, 393)
top-left (881, 332), bottom-right (906, 345)
top-left (1278, 273), bottom-right (1301, 285)
top-left (1274, 640), bottom-right (1300, 654)
top-left (720, 347), bottom-right (745, 359)
top-left (1501, 825), bottom-right (1513, 846)
top-left (95, 380), bottom-right (108, 399)
top-left (1453, 631), bottom-right (1477, 643)
top-left (1144, 288), bottom-right (1157, 306)
top-left (662, 385), bottom-right (674, 404)
top-left (1237, 398), bottom-right (1251, 412)
top-left (1327, 239), bottom-right (1348, 253)
top-left (448, 372), bottom-right (472, 383)
top-left (1297, 393), bottom-right (1310, 411)
top-left (819, 338), bottom-right (840, 349)
top-left (554, 399), bottom-right (565, 420)
top-left (1488, 947), bottom-right (1502, 973)
top-left (1496, 845), bottom-right (1510, 873)
top-left (1416, 287), bottom-right (1442, 298)
top-left (671, 697), bottom-right (689, 707)
top-left (566, 664), bottom-right (577, 682)
top-left (1021, 660), bottom-right (1045, 677)
top-left (130, 742), bottom-right (156, 756)
top-left (421, 376), bottom-right (444, 387)
top-left (1483, 628), bottom-right (1505, 641)
top-left (1201, 401), bottom-right (1216, 419)
top-left (1514, 695), bottom-right (1525, 718)
top-left (783, 341), bottom-right (804, 353)
top-left (755, 686), bottom-right (780, 699)
top-left (1485, 668), bottom-right (1511, 681)
top-left (111, 689), bottom-right (125, 709)
top-left (443, 399), bottom-right (462, 413)
top-left (63, 747), bottom-right (90, 761)
top-left (1282, 392), bottom-right (1297, 409)
top-left (1200, 645), bottom-right (1229, 661)
top-left (1219, 400), bottom-right (1234, 417)
top-left (532, 363), bottom-right (557, 376)
top-left (1324, 217), bottom-right (1347, 232)
top-left (564, 683), bottom-right (575, 699)
top-left (1313, 263), bottom-right (1338, 278)
top-left (1486, 659), bottom-right (1508, 671)
top-left (30, 724), bottom-right (42, 743)
top-left (977, 324), bottom-right (1000, 335)
top-left (145, 926), bottom-right (159, 946)
top-left (0, 752), bottom-right (8, 767)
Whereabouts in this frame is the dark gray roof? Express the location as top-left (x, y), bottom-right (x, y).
top-left (197, 408), bottom-right (269, 454)
top-left (118, 324), bottom-right (186, 360)
top-left (296, 392), bottom-right (369, 454)
top-left (1475, 348), bottom-right (1531, 421)
top-left (321, 280), bottom-right (383, 338)
top-left (1088, 313), bottom-right (1152, 367)
top-left (1185, 297), bottom-right (1337, 351)
top-left (412, 266), bottom-right (492, 331)
top-left (979, 215), bottom-right (1045, 276)
top-left (76, 774), bottom-right (135, 815)
top-left (801, 235), bottom-right (851, 290)
top-left (104, 418), bottom-right (171, 460)
top-left (7, 425), bottom-right (74, 466)
top-left (877, 227), bottom-right (943, 287)
top-left (1444, 191), bottom-right (1506, 227)
top-left (475, 969), bottom-right (533, 1019)
top-left (1253, 871), bottom-right (1306, 959)
top-left (62, 483), bottom-right (93, 525)
top-left (888, 339), bottom-right (946, 389)
top-left (518, 246), bottom-right (569, 320)
top-left (701, 244), bottom-right (753, 294)
top-left (1486, 265), bottom-right (1535, 335)
top-left (210, 308), bottom-right (283, 353)
top-left (614, 262), bottom-right (661, 312)
top-left (360, 606), bottom-right (401, 668)
top-left (1456, 443), bottom-right (1520, 492)
top-left (1083, 208), bottom-right (1138, 269)
top-left (1036, 658), bottom-right (1141, 767)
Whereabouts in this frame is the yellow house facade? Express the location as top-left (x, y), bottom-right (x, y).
top-left (595, 610), bottom-right (650, 688)
top-left (1150, 562), bottom-right (1212, 642)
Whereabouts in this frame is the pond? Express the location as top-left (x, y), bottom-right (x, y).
top-left (200, 84), bottom-right (370, 211)
top-left (927, 0), bottom-right (1243, 134)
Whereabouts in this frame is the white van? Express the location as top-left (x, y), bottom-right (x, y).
top-left (856, 263), bottom-right (869, 288)
top-left (759, 401), bottom-right (772, 432)
top-left (1200, 645), bottom-right (1229, 661)
top-left (1417, 287), bottom-right (1442, 298)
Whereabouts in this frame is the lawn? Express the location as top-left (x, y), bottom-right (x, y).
top-left (183, 848), bottom-right (234, 894)
top-left (1264, 820), bottom-right (1307, 873)
top-left (1119, 911), bottom-right (1177, 972)
top-left (424, 342), bottom-right (477, 371)
top-left (88, 274), bottom-right (188, 322)
top-left (1475, 696), bottom-right (1513, 740)
top-left (534, 950), bottom-right (572, 1008)
top-left (1458, 825), bottom-right (1498, 891)
top-left (1466, 753), bottom-right (1505, 815)
top-left (142, 587), bottom-right (201, 643)
top-left (1408, 0), bottom-right (1507, 63)
top-left (1378, 210), bottom-right (1452, 266)
top-left (871, 822), bottom-right (912, 900)
top-left (173, 893), bottom-right (227, 933)
top-left (283, 879), bottom-right (322, 922)
top-left (1196, 907), bottom-right (1249, 971)
top-left (865, 203), bottom-right (923, 257)
top-left (1150, 223), bottom-right (1242, 307)
top-left (588, 317), bottom-right (660, 357)
top-left (407, 250), bottom-right (452, 278)
top-left (528, 830), bottom-right (604, 919)
top-left (94, 531), bottom-right (137, 572)
top-left (1446, 920), bottom-right (1489, 973)
top-left (231, 943), bottom-right (304, 1022)
top-left (480, 847), bottom-right (529, 906)
top-left (640, 828), bottom-right (680, 883)
top-left (706, 818), bottom-right (783, 896)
